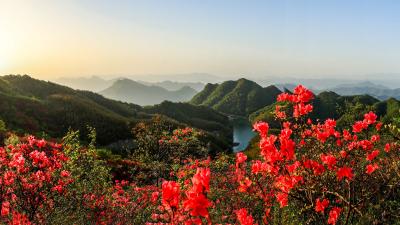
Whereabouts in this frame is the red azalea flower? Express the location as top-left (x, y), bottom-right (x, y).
top-left (363, 111), bottom-right (377, 125)
top-left (253, 122), bottom-right (269, 137)
top-left (275, 105), bottom-right (287, 119)
top-left (3, 171), bottom-right (16, 186)
top-left (276, 192), bottom-right (288, 208)
top-left (384, 143), bottom-right (391, 152)
top-left (191, 168), bottom-right (210, 192)
top-left (151, 192), bottom-right (159, 203)
top-left (236, 152), bottom-right (247, 165)
top-left (277, 93), bottom-right (292, 102)
top-left (315, 198), bottom-right (329, 213)
top-left (366, 164), bottom-right (379, 174)
top-left (337, 166), bottom-right (354, 181)
top-left (327, 207), bottom-right (342, 224)
top-left (366, 150), bottom-right (379, 161)
top-left (183, 190), bottom-right (212, 217)
top-left (370, 135), bottom-right (380, 143)
top-left (161, 181), bottom-right (180, 208)
top-left (375, 122), bottom-right (383, 131)
top-left (236, 208), bottom-right (256, 225)
top-left (352, 121), bottom-right (368, 133)
top-left (293, 85), bottom-right (314, 103)
top-left (320, 154), bottom-right (337, 169)
top-left (1, 201), bottom-right (10, 216)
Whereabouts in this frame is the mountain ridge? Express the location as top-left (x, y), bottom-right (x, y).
top-left (0, 75), bottom-right (231, 150)
top-left (99, 78), bottom-right (197, 106)
top-left (190, 78), bottom-right (282, 116)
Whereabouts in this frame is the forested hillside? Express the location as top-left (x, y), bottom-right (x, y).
top-left (0, 75), bottom-right (231, 149)
top-left (190, 78), bottom-right (282, 116)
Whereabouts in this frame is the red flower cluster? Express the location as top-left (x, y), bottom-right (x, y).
top-left (328, 207), bottom-right (342, 225)
top-left (315, 198), bottom-right (330, 214)
top-left (236, 208), bottom-right (257, 225)
top-left (1, 84), bottom-right (397, 225)
top-left (277, 85), bottom-right (314, 118)
top-left (183, 168), bottom-right (212, 218)
top-left (149, 167), bottom-right (212, 224)
top-left (162, 181), bottom-right (181, 208)
top-left (336, 166), bottom-right (354, 181)
top-left (0, 136), bottom-right (72, 224)
top-left (233, 85), bottom-right (397, 224)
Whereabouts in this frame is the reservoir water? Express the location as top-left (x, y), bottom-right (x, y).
top-left (232, 118), bottom-right (256, 152)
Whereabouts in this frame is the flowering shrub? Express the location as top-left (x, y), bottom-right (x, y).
top-left (232, 85), bottom-right (400, 224)
top-left (0, 136), bottom-right (72, 224)
top-left (158, 127), bottom-right (208, 162)
top-left (148, 167), bottom-right (212, 224)
top-left (0, 85), bottom-right (399, 224)
top-left (83, 180), bottom-right (158, 224)
top-left (132, 118), bottom-right (208, 185)
top-left (143, 85), bottom-right (400, 224)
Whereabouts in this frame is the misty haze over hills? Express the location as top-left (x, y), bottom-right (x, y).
top-left (55, 73), bottom-right (400, 89)
top-left (54, 75), bottom-right (208, 92)
top-left (99, 78), bottom-right (198, 106)
top-left (52, 74), bottom-right (400, 105)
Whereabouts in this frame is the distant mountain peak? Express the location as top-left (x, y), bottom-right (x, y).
top-left (99, 78), bottom-right (197, 106)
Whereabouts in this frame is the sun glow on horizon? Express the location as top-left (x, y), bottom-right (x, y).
top-left (1, 0), bottom-right (400, 79)
top-left (0, 35), bottom-right (14, 72)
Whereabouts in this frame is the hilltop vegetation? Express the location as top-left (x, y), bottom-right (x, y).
top-left (190, 78), bottom-right (282, 116)
top-left (0, 75), bottom-right (140, 145)
top-left (143, 101), bottom-right (233, 153)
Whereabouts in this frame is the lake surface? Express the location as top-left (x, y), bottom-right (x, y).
top-left (232, 118), bottom-right (256, 152)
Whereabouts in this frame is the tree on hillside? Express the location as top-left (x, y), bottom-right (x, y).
top-left (131, 115), bottom-right (208, 184)
top-left (0, 119), bottom-right (6, 145)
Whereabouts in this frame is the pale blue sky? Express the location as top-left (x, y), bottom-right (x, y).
top-left (1, 0), bottom-right (399, 79)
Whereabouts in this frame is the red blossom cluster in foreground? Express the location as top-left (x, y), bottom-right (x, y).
top-left (1, 84), bottom-right (399, 224)
top-left (0, 136), bottom-right (72, 224)
top-left (143, 85), bottom-right (398, 225)
top-left (147, 167), bottom-right (212, 225)
top-left (231, 85), bottom-right (397, 225)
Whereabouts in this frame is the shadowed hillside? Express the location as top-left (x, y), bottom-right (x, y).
top-left (0, 75), bottom-right (231, 150)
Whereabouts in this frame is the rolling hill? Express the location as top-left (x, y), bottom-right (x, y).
top-left (138, 80), bottom-right (205, 92)
top-left (190, 78), bottom-right (282, 116)
top-left (0, 75), bottom-right (231, 150)
top-left (55, 76), bottom-right (112, 92)
top-left (99, 78), bottom-right (197, 105)
top-left (326, 81), bottom-right (400, 100)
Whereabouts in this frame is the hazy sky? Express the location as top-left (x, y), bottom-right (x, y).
top-left (1, 0), bottom-right (400, 79)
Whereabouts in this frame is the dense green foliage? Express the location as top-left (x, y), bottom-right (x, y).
top-left (190, 78), bottom-right (282, 116)
top-left (144, 101), bottom-right (233, 151)
top-left (50, 128), bottom-right (113, 224)
top-left (0, 119), bottom-right (6, 144)
top-left (130, 117), bottom-right (208, 184)
top-left (0, 75), bottom-right (140, 145)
